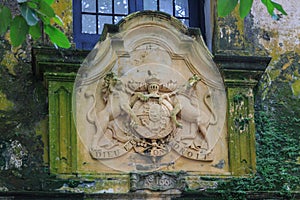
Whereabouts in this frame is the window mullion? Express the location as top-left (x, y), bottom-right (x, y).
top-left (173, 0), bottom-right (175, 16)
top-left (96, 0), bottom-right (99, 34)
top-left (112, 0), bottom-right (115, 24)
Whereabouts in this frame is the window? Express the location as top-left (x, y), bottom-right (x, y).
top-left (73, 0), bottom-right (205, 49)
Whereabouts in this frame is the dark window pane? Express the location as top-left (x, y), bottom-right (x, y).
top-left (114, 0), bottom-right (128, 14)
top-left (82, 0), bottom-right (96, 12)
top-left (143, 0), bottom-right (157, 10)
top-left (82, 14), bottom-right (96, 34)
top-left (175, 0), bottom-right (188, 17)
top-left (160, 0), bottom-right (173, 15)
top-left (98, 15), bottom-right (113, 33)
top-left (98, 0), bottom-right (112, 13)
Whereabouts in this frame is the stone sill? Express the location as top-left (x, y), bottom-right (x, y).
top-left (0, 191), bottom-right (299, 199)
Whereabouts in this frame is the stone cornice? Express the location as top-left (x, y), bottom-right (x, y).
top-left (32, 47), bottom-right (89, 80)
top-left (214, 54), bottom-right (271, 87)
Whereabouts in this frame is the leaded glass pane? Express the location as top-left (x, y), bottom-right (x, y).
top-left (82, 0), bottom-right (96, 12)
top-left (114, 16), bottom-right (125, 24)
top-left (98, 15), bottom-right (113, 33)
top-left (159, 0), bottom-right (173, 15)
top-left (175, 0), bottom-right (188, 17)
top-left (82, 14), bottom-right (96, 34)
top-left (114, 0), bottom-right (128, 14)
top-left (80, 0), bottom-right (191, 35)
top-left (98, 0), bottom-right (112, 13)
top-left (143, 0), bottom-right (157, 10)
top-left (180, 19), bottom-right (189, 26)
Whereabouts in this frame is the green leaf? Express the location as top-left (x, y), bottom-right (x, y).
top-left (27, 1), bottom-right (38, 9)
top-left (29, 23), bottom-right (41, 39)
top-left (38, 0), bottom-right (55, 18)
top-left (261, 0), bottom-right (274, 16)
top-left (239, 0), bottom-right (253, 18)
top-left (10, 16), bottom-right (29, 47)
top-left (20, 4), bottom-right (39, 26)
top-left (40, 15), bottom-right (51, 25)
top-left (44, 25), bottom-right (71, 48)
top-left (44, 0), bottom-right (55, 5)
top-left (217, 0), bottom-right (238, 17)
top-left (271, 1), bottom-right (287, 15)
top-left (53, 15), bottom-right (63, 26)
top-left (0, 6), bottom-right (12, 35)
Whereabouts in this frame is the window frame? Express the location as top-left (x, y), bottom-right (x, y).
top-left (73, 0), bottom-right (206, 49)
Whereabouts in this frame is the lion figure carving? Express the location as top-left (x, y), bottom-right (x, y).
top-left (170, 75), bottom-right (217, 150)
top-left (86, 72), bottom-right (140, 150)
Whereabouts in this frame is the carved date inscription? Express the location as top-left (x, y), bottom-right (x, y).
top-left (130, 171), bottom-right (187, 191)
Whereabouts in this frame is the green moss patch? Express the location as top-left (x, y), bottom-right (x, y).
top-left (291, 79), bottom-right (300, 97)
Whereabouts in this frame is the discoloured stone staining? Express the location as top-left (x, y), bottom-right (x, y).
top-left (217, 15), bottom-right (245, 51)
top-left (1, 140), bottom-right (28, 170)
top-left (260, 52), bottom-right (300, 100)
top-left (251, 0), bottom-right (300, 93)
top-left (252, 1), bottom-right (300, 56)
top-left (0, 91), bottom-right (14, 111)
top-left (0, 52), bottom-right (18, 76)
top-left (52, 0), bottom-right (73, 37)
top-left (230, 92), bottom-right (252, 134)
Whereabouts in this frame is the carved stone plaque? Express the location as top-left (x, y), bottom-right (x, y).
top-left (74, 12), bottom-right (227, 173)
top-left (130, 171), bottom-right (187, 191)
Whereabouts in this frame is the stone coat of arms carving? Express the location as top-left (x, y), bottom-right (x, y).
top-left (74, 12), bottom-right (227, 173)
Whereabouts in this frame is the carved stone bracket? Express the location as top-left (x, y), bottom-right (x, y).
top-left (130, 171), bottom-right (187, 192)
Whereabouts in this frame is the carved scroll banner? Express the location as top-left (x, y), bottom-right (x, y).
top-left (74, 12), bottom-right (228, 173)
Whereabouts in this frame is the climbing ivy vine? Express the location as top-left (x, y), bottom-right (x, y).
top-left (214, 53), bottom-right (300, 199)
top-left (214, 112), bottom-right (299, 199)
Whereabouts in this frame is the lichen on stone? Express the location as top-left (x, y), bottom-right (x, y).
top-left (1, 140), bottom-right (28, 170)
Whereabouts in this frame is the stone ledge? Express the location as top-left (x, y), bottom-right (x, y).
top-left (214, 54), bottom-right (271, 85)
top-left (0, 191), bottom-right (299, 199)
top-left (32, 47), bottom-right (89, 80)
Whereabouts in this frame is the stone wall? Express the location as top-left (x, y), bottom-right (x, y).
top-left (252, 0), bottom-right (300, 193)
top-left (212, 0), bottom-right (300, 197)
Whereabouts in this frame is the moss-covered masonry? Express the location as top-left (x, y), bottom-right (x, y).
top-left (213, 0), bottom-right (300, 197)
top-left (252, 0), bottom-right (300, 171)
top-left (0, 0), bottom-right (73, 191)
top-left (252, 0), bottom-right (300, 97)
